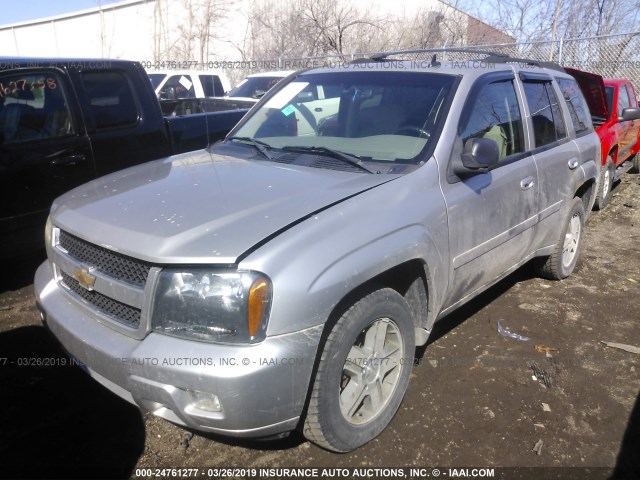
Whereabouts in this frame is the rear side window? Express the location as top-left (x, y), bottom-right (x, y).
top-left (0, 72), bottom-right (76, 144)
top-left (557, 78), bottom-right (593, 136)
top-left (199, 75), bottom-right (225, 96)
top-left (81, 71), bottom-right (138, 130)
top-left (459, 79), bottom-right (525, 161)
top-left (523, 81), bottom-right (567, 147)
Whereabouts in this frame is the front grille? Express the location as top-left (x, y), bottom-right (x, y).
top-left (59, 230), bottom-right (151, 286)
top-left (61, 272), bottom-right (141, 328)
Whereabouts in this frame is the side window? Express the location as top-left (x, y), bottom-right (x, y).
top-left (557, 78), bottom-right (593, 136)
top-left (200, 75), bottom-right (225, 96)
top-left (81, 71), bottom-right (138, 130)
top-left (625, 84), bottom-right (637, 108)
top-left (160, 75), bottom-right (195, 99)
top-left (523, 81), bottom-right (567, 148)
top-left (460, 79), bottom-right (525, 161)
top-left (0, 72), bottom-right (75, 144)
top-left (617, 86), bottom-right (630, 114)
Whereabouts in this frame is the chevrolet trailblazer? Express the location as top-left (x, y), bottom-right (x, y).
top-left (35, 50), bottom-right (600, 452)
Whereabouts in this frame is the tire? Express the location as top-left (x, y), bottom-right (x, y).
top-left (303, 288), bottom-right (415, 452)
top-left (632, 152), bottom-right (640, 174)
top-left (594, 156), bottom-right (613, 210)
top-left (536, 196), bottom-right (586, 280)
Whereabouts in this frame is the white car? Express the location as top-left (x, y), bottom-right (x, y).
top-left (147, 70), bottom-right (231, 99)
top-left (225, 71), bottom-right (295, 102)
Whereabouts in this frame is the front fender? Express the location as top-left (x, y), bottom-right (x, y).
top-left (239, 163), bottom-right (449, 337)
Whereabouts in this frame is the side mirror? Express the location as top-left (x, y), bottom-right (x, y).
top-left (619, 107), bottom-right (640, 122)
top-left (453, 137), bottom-right (500, 176)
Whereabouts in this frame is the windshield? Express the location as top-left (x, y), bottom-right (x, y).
top-left (232, 71), bottom-right (456, 163)
top-left (226, 76), bottom-right (286, 99)
top-left (147, 73), bottom-right (165, 90)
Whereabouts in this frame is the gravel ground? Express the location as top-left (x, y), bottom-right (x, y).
top-left (0, 175), bottom-right (639, 480)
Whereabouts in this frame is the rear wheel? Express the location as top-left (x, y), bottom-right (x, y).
top-left (303, 288), bottom-right (415, 452)
top-left (594, 157), bottom-right (613, 210)
top-left (632, 152), bottom-right (640, 174)
top-left (536, 196), bottom-right (586, 280)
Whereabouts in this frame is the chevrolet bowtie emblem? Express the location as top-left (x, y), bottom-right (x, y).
top-left (74, 267), bottom-right (96, 290)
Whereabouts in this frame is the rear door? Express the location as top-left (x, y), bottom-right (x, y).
top-left (556, 76), bottom-right (600, 208)
top-left (522, 73), bottom-right (579, 248)
top-left (73, 67), bottom-right (171, 177)
top-left (0, 69), bottom-right (93, 258)
top-left (441, 72), bottom-right (539, 305)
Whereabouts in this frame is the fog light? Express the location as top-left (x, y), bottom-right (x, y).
top-left (36, 303), bottom-right (46, 325)
top-left (186, 390), bottom-right (222, 413)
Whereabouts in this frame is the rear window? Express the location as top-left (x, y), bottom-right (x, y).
top-left (557, 78), bottom-right (593, 135)
top-left (605, 86), bottom-right (615, 115)
top-left (81, 71), bottom-right (138, 130)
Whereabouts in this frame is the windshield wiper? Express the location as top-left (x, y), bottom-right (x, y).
top-left (227, 136), bottom-right (274, 161)
top-left (281, 145), bottom-right (374, 174)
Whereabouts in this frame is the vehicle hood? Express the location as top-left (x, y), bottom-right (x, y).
top-left (564, 67), bottom-right (609, 119)
top-left (51, 150), bottom-right (397, 264)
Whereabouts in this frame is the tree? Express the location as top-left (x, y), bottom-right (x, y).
top-left (153, 0), bottom-right (237, 64)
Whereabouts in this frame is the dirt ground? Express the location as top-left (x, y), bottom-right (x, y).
top-left (1, 175), bottom-right (639, 480)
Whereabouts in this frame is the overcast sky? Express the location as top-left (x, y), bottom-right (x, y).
top-left (0, 0), bottom-right (121, 26)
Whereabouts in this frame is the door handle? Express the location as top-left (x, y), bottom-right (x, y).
top-left (50, 154), bottom-right (87, 167)
top-left (520, 176), bottom-right (535, 190)
top-left (568, 158), bottom-right (579, 170)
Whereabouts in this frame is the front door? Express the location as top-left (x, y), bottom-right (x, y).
top-left (0, 69), bottom-right (93, 259)
top-left (441, 73), bottom-right (538, 307)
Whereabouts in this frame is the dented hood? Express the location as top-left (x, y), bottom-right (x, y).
top-left (564, 67), bottom-right (609, 119)
top-left (51, 150), bottom-right (397, 264)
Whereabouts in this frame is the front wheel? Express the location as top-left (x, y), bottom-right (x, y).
top-left (303, 288), bottom-right (415, 452)
top-left (536, 196), bottom-right (586, 280)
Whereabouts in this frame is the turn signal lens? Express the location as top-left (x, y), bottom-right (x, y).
top-left (248, 277), bottom-right (271, 338)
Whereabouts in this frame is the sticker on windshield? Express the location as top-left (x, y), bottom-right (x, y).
top-left (264, 82), bottom-right (309, 109)
top-left (281, 104), bottom-right (296, 116)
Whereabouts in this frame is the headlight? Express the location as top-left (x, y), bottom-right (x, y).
top-left (151, 269), bottom-right (272, 344)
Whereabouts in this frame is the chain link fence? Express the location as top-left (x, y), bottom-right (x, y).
top-left (233, 31), bottom-right (640, 91)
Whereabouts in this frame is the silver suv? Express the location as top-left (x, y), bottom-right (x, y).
top-left (35, 50), bottom-right (600, 452)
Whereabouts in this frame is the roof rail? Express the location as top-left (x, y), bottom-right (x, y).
top-left (352, 47), bottom-right (564, 72)
top-left (366, 47), bottom-right (509, 61)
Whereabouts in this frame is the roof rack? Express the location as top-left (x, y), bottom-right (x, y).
top-left (352, 47), bottom-right (564, 72)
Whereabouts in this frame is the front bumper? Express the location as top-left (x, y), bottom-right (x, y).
top-left (35, 261), bottom-right (322, 437)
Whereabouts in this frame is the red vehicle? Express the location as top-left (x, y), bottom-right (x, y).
top-left (566, 69), bottom-right (640, 209)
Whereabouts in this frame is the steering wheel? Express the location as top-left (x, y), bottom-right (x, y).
top-left (393, 126), bottom-right (430, 138)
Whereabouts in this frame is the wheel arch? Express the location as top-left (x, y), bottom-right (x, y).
top-left (297, 258), bottom-right (434, 436)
